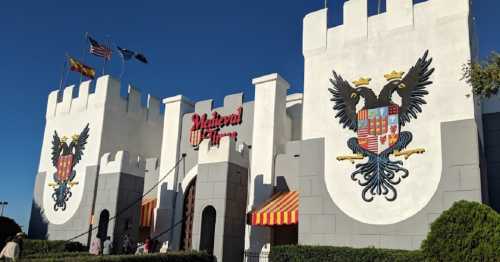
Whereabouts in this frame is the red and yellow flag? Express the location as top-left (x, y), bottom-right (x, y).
top-left (68, 57), bottom-right (95, 79)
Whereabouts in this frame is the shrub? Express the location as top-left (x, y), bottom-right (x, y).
top-left (23, 239), bottom-right (87, 256)
top-left (269, 245), bottom-right (424, 262)
top-left (22, 251), bottom-right (214, 262)
top-left (421, 200), bottom-right (500, 261)
top-left (0, 216), bottom-right (22, 250)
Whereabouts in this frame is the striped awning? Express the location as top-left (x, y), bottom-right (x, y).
top-left (140, 198), bottom-right (157, 227)
top-left (250, 191), bottom-right (299, 226)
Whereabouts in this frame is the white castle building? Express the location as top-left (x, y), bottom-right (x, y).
top-left (29, 0), bottom-right (500, 261)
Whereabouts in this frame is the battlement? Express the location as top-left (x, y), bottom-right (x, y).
top-left (46, 75), bottom-right (163, 124)
top-left (100, 150), bottom-right (146, 176)
top-left (194, 93), bottom-right (244, 114)
top-left (198, 136), bottom-right (249, 167)
top-left (303, 0), bottom-right (471, 55)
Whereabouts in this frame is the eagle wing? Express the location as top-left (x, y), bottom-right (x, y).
top-left (329, 71), bottom-right (359, 131)
top-left (51, 131), bottom-right (62, 167)
top-left (398, 50), bottom-right (435, 126)
top-left (73, 124), bottom-right (90, 167)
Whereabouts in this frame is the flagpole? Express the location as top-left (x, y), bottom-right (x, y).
top-left (102, 34), bottom-right (111, 76)
top-left (80, 32), bottom-right (89, 85)
top-left (115, 43), bottom-right (126, 80)
top-left (58, 55), bottom-right (67, 93)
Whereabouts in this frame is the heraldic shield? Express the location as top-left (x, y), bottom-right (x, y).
top-left (56, 155), bottom-right (74, 182)
top-left (357, 105), bottom-right (399, 155)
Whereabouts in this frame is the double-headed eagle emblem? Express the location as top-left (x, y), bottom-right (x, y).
top-left (329, 51), bottom-right (434, 202)
top-left (48, 124), bottom-right (89, 211)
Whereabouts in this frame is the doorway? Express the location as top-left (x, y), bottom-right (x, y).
top-left (199, 206), bottom-right (216, 255)
top-left (96, 209), bottom-right (110, 241)
top-left (180, 178), bottom-right (196, 250)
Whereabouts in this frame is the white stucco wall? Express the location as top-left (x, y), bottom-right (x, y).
top-left (39, 75), bottom-right (163, 225)
top-left (302, 0), bottom-right (475, 225)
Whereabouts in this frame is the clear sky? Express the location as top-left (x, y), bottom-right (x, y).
top-left (0, 0), bottom-right (497, 231)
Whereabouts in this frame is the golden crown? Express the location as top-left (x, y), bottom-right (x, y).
top-left (72, 134), bottom-right (80, 141)
top-left (61, 136), bottom-right (68, 143)
top-left (384, 70), bottom-right (405, 81)
top-left (352, 77), bottom-right (372, 87)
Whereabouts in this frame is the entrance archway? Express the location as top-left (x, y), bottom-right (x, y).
top-left (96, 209), bottom-right (110, 241)
top-left (180, 178), bottom-right (196, 250)
top-left (199, 205), bottom-right (216, 255)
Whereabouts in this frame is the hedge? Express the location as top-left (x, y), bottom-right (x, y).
top-left (269, 245), bottom-right (424, 262)
top-left (421, 200), bottom-right (500, 261)
top-left (23, 240), bottom-right (87, 256)
top-left (22, 251), bottom-right (214, 262)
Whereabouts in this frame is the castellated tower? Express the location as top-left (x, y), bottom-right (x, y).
top-left (28, 75), bottom-right (163, 246)
top-left (299, 0), bottom-right (482, 249)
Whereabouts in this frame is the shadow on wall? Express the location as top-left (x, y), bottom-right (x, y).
top-left (28, 201), bottom-right (48, 240)
top-left (248, 175), bottom-right (273, 256)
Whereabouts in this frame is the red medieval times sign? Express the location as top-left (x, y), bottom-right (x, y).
top-left (189, 107), bottom-right (243, 146)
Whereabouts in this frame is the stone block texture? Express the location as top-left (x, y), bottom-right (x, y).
top-left (191, 162), bottom-right (248, 262)
top-left (92, 172), bottom-right (144, 249)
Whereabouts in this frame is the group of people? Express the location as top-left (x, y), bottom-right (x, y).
top-left (0, 233), bottom-right (24, 262)
top-left (89, 234), bottom-right (163, 256)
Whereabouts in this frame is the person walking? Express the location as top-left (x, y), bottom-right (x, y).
top-left (89, 238), bottom-right (101, 255)
top-left (102, 236), bottom-right (113, 255)
top-left (13, 233), bottom-right (24, 259)
top-left (122, 234), bottom-right (131, 254)
top-left (0, 236), bottom-right (20, 262)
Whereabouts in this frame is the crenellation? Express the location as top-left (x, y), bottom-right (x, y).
top-left (127, 85), bottom-right (144, 118)
top-left (71, 80), bottom-right (91, 113)
top-left (100, 150), bottom-right (146, 177)
top-left (343, 0), bottom-right (368, 42)
top-left (46, 90), bottom-right (59, 118)
top-left (44, 75), bottom-right (164, 125)
top-left (223, 93), bottom-right (243, 110)
top-left (305, 0), bottom-right (471, 56)
top-left (195, 99), bottom-right (213, 114)
top-left (145, 158), bottom-right (159, 173)
top-left (198, 136), bottom-right (249, 167)
top-left (386, 0), bottom-right (414, 30)
top-left (431, 0), bottom-right (470, 19)
top-left (56, 85), bottom-right (74, 115)
top-left (147, 94), bottom-right (161, 123)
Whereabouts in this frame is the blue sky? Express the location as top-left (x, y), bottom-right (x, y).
top-left (0, 0), bottom-right (497, 230)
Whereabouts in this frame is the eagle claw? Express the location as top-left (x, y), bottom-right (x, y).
top-left (394, 148), bottom-right (425, 160)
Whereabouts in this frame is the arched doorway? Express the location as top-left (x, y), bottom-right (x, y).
top-left (199, 206), bottom-right (216, 255)
top-left (97, 209), bottom-right (110, 241)
top-left (180, 178), bottom-right (196, 250)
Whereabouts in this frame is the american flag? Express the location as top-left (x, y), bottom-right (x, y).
top-left (87, 36), bottom-right (112, 60)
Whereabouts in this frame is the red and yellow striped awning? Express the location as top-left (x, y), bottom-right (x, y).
top-left (250, 191), bottom-right (299, 226)
top-left (140, 198), bottom-right (157, 228)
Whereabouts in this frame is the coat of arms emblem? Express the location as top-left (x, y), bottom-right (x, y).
top-left (48, 124), bottom-right (89, 211)
top-left (329, 51), bottom-right (434, 202)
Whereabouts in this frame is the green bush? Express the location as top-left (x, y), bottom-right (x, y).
top-left (421, 200), bottom-right (500, 261)
top-left (22, 251), bottom-right (214, 262)
top-left (269, 245), bottom-right (424, 262)
top-left (23, 240), bottom-right (87, 256)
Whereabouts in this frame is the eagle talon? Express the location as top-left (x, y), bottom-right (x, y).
top-left (337, 154), bottom-right (365, 164)
top-left (394, 148), bottom-right (425, 160)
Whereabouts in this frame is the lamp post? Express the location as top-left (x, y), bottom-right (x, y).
top-left (0, 201), bottom-right (8, 216)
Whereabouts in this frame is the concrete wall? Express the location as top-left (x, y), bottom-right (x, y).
top-left (28, 166), bottom-right (99, 244)
top-left (91, 151), bottom-right (145, 248)
top-left (301, 0), bottom-right (478, 227)
top-left (30, 75), bottom-right (163, 243)
top-left (294, 120), bottom-right (481, 250)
